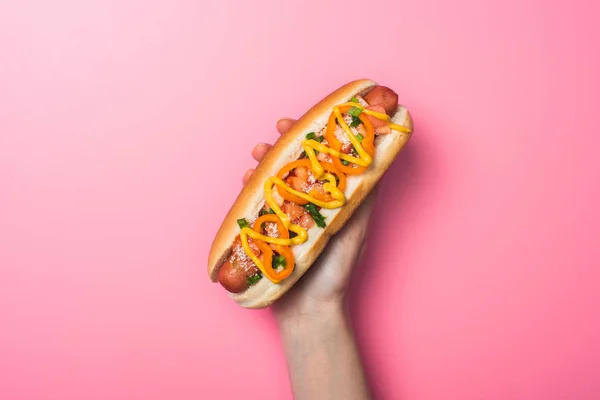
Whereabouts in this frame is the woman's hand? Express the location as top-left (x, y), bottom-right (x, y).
top-left (242, 118), bottom-right (375, 400)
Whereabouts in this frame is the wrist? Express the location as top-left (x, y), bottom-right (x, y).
top-left (273, 296), bottom-right (347, 329)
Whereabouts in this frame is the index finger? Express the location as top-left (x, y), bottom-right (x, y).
top-left (276, 118), bottom-right (296, 135)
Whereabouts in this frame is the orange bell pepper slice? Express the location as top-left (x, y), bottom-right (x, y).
top-left (252, 214), bottom-right (289, 239)
top-left (276, 160), bottom-right (313, 205)
top-left (307, 162), bottom-right (347, 202)
top-left (276, 160), bottom-right (347, 205)
top-left (251, 214), bottom-right (295, 281)
top-left (252, 239), bottom-right (274, 278)
top-left (325, 106), bottom-right (375, 175)
top-left (265, 244), bottom-right (295, 281)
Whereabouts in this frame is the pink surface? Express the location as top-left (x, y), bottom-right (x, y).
top-left (1, 0), bottom-right (599, 399)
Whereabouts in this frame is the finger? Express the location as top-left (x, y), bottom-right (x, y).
top-left (252, 143), bottom-right (272, 162)
top-left (276, 118), bottom-right (296, 135)
top-left (242, 169), bottom-right (254, 186)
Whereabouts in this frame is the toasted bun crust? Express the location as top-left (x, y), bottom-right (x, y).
top-left (208, 79), bottom-right (413, 308)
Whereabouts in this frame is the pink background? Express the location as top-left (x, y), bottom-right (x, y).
top-left (1, 0), bottom-right (599, 399)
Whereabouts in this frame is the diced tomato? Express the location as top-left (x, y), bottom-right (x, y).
top-left (317, 152), bottom-right (330, 162)
top-left (282, 202), bottom-right (305, 221)
top-left (340, 142), bottom-right (353, 153)
top-left (375, 125), bottom-right (392, 135)
top-left (295, 166), bottom-right (309, 180)
top-left (247, 239), bottom-right (262, 257)
top-left (297, 213), bottom-right (315, 229)
top-left (286, 176), bottom-right (306, 192)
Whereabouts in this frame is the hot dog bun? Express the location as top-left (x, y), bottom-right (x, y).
top-left (208, 79), bottom-right (413, 308)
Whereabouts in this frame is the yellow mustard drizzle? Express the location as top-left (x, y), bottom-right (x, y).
top-left (238, 100), bottom-right (410, 283)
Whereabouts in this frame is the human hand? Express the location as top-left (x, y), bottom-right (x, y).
top-left (243, 118), bottom-right (379, 322)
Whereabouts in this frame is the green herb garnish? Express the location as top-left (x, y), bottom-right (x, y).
top-left (350, 96), bottom-right (359, 103)
top-left (341, 159), bottom-right (350, 166)
top-left (303, 203), bottom-right (326, 228)
top-left (350, 116), bottom-right (362, 127)
top-left (356, 133), bottom-right (364, 142)
top-left (237, 218), bottom-right (250, 229)
top-left (259, 208), bottom-right (277, 217)
top-left (305, 133), bottom-right (324, 155)
top-left (273, 255), bottom-right (286, 269)
top-left (348, 106), bottom-right (362, 117)
top-left (247, 274), bottom-right (262, 286)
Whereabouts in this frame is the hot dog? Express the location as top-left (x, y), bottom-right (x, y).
top-left (208, 79), bottom-right (414, 308)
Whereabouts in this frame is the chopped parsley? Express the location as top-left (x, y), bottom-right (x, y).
top-left (341, 159), bottom-right (350, 166)
top-left (348, 106), bottom-right (362, 117)
top-left (237, 218), bottom-right (250, 229)
top-left (350, 96), bottom-right (359, 103)
top-left (259, 208), bottom-right (276, 216)
top-left (356, 133), bottom-right (364, 142)
top-left (304, 134), bottom-right (324, 156)
top-left (303, 203), bottom-right (326, 228)
top-left (273, 255), bottom-right (286, 269)
top-left (247, 274), bottom-right (262, 286)
top-left (350, 116), bottom-right (362, 127)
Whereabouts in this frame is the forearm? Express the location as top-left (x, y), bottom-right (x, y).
top-left (275, 302), bottom-right (372, 400)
